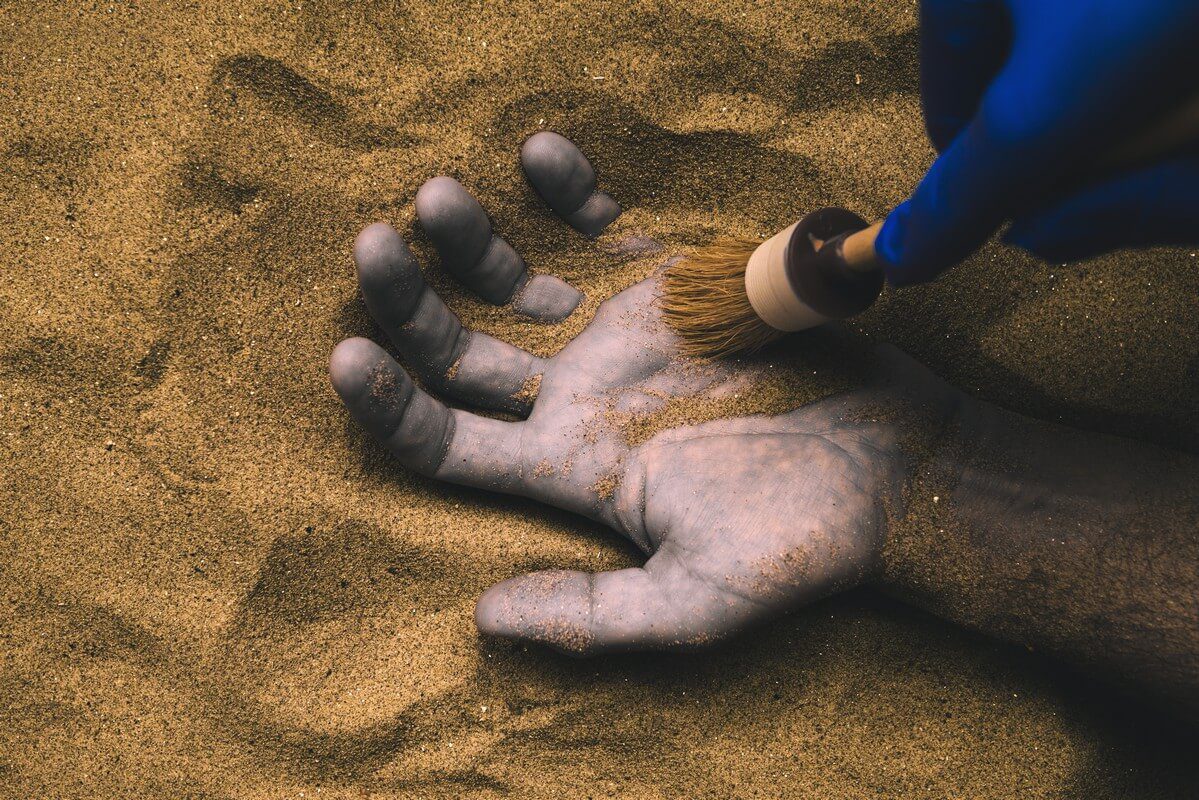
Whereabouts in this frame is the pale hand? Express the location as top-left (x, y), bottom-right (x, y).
top-left (330, 134), bottom-right (956, 655)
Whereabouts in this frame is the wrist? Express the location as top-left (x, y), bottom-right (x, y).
top-left (837, 345), bottom-right (974, 583)
top-left (876, 383), bottom-right (1052, 603)
top-left (871, 361), bottom-right (982, 595)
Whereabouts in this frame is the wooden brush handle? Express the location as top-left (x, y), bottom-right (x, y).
top-left (840, 95), bottom-right (1199, 274)
top-left (841, 222), bottom-right (884, 274)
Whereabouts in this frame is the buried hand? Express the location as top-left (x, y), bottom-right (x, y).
top-left (330, 133), bottom-right (960, 655)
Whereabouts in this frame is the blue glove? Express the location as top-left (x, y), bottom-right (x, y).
top-left (876, 0), bottom-right (1199, 286)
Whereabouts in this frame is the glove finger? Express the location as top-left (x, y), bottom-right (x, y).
top-left (919, 0), bottom-right (1009, 152)
top-left (1003, 158), bottom-right (1199, 263)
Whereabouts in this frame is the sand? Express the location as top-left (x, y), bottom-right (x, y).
top-left (2, 1), bottom-right (1197, 797)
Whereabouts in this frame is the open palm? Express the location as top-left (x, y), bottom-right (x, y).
top-left (330, 133), bottom-right (951, 655)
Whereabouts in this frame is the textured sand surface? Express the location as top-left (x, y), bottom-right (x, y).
top-left (2, 1), bottom-right (1197, 797)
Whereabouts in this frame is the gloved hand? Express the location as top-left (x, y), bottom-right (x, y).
top-left (876, 0), bottom-right (1199, 286)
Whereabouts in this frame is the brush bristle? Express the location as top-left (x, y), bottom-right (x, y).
top-left (660, 238), bottom-right (784, 359)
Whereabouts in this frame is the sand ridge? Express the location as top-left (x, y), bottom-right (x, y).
top-left (2, 1), bottom-right (1197, 797)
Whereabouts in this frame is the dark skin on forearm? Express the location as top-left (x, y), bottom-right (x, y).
top-left (883, 395), bottom-right (1199, 716)
top-left (331, 134), bottom-right (1199, 721)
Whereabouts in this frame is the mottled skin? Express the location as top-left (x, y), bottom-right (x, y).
top-left (331, 135), bottom-right (1199, 716)
top-left (331, 132), bottom-right (956, 654)
top-left (414, 174), bottom-right (582, 322)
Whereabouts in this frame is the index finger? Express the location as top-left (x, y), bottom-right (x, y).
top-left (920, 0), bottom-right (1009, 152)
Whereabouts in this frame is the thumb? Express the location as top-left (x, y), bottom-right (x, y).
top-left (474, 560), bottom-right (739, 656)
top-left (1002, 158), bottom-right (1199, 263)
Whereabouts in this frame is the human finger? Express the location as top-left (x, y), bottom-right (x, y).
top-left (521, 131), bottom-right (620, 237)
top-left (354, 222), bottom-right (547, 415)
top-left (415, 176), bottom-right (583, 322)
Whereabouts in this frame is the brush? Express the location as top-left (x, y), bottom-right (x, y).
top-left (662, 96), bottom-right (1199, 359)
top-left (662, 209), bottom-right (883, 358)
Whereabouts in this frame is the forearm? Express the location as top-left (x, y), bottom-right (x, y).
top-left (881, 393), bottom-right (1199, 714)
